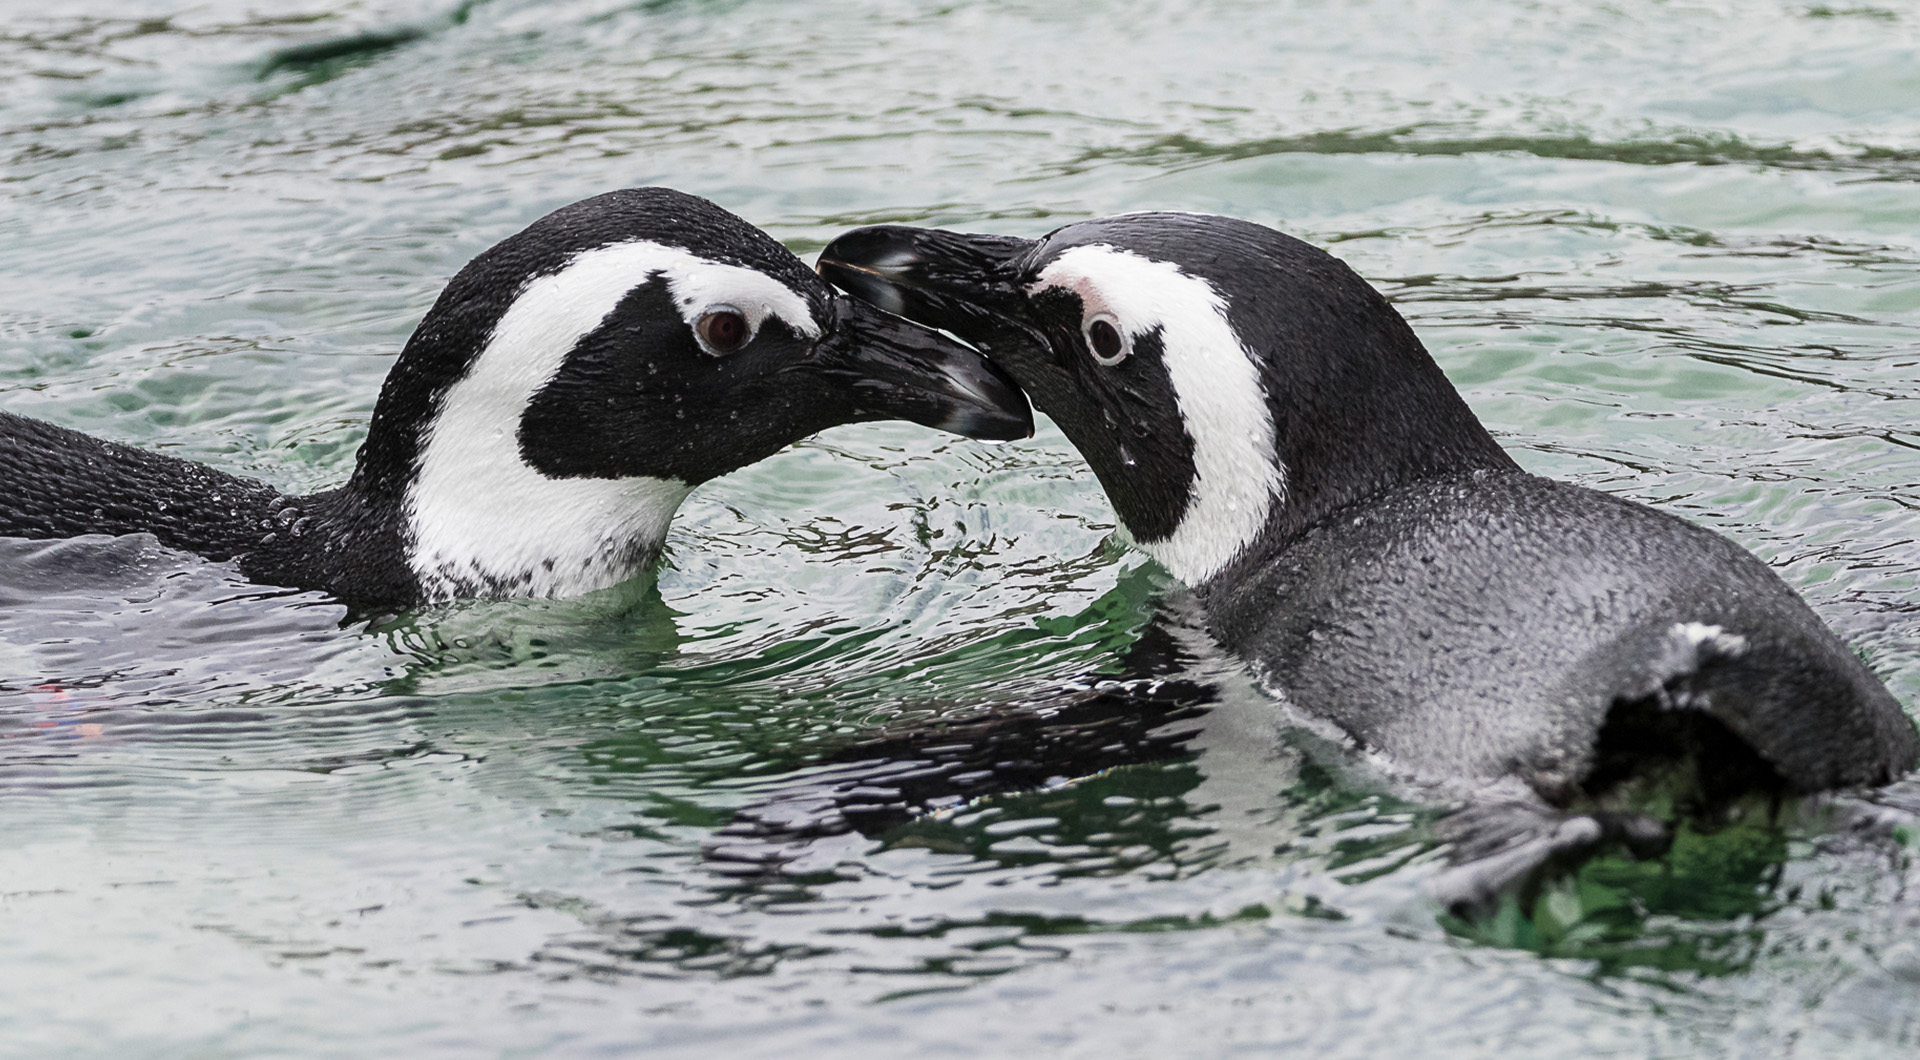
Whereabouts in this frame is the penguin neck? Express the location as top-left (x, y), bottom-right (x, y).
top-left (342, 301), bottom-right (480, 514)
top-left (1269, 339), bottom-right (1517, 541)
top-left (267, 323), bottom-right (475, 606)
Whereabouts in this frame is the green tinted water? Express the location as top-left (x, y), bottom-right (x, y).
top-left (4, 1), bottom-right (1920, 1055)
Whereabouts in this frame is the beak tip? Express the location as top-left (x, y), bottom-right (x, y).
top-left (931, 356), bottom-right (1033, 442)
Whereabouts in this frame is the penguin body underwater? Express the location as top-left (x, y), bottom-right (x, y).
top-left (0, 189), bottom-right (1031, 611)
top-left (816, 213), bottom-right (1917, 853)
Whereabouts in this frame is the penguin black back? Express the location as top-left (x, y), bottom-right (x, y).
top-left (0, 412), bottom-right (284, 561)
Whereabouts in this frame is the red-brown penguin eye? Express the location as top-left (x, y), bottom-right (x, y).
top-left (695, 306), bottom-right (753, 355)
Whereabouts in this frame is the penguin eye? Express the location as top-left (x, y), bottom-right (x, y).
top-left (1084, 314), bottom-right (1128, 366)
top-left (694, 305), bottom-right (755, 356)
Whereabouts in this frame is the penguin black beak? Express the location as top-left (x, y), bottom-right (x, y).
top-left (817, 226), bottom-right (1041, 351)
top-left (807, 293), bottom-right (1033, 441)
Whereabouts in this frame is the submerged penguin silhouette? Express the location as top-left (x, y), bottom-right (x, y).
top-left (818, 212), bottom-right (1918, 892)
top-left (0, 189), bottom-right (1030, 611)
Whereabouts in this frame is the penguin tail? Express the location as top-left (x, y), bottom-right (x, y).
top-left (1583, 609), bottom-right (1918, 808)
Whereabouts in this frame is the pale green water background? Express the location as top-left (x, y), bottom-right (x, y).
top-left (4, 1), bottom-right (1920, 1056)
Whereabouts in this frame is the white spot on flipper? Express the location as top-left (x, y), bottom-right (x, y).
top-left (1031, 244), bottom-right (1284, 585)
top-left (1646, 621), bottom-right (1751, 710)
top-left (1671, 621), bottom-right (1748, 657)
top-left (406, 239), bottom-right (817, 602)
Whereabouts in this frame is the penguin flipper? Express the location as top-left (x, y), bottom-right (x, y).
top-left (1575, 617), bottom-right (1917, 805)
top-left (704, 681), bottom-right (1212, 875)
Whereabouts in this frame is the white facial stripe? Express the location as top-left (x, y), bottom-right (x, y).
top-left (660, 255), bottom-right (822, 340)
top-left (406, 239), bottom-right (814, 602)
top-left (1032, 244), bottom-right (1285, 586)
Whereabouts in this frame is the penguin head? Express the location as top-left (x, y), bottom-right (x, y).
top-left (819, 213), bottom-right (1511, 585)
top-left (349, 188), bottom-right (1031, 602)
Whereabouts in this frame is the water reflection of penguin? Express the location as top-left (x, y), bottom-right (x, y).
top-left (793, 212), bottom-right (1917, 904)
top-left (706, 600), bottom-right (1212, 872)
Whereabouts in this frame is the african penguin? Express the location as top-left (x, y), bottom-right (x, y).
top-left (0, 188), bottom-right (1031, 611)
top-left (817, 212), bottom-right (1918, 843)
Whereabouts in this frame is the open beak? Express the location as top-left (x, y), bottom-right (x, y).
top-left (809, 291), bottom-right (1033, 441)
top-left (817, 226), bottom-right (1040, 352)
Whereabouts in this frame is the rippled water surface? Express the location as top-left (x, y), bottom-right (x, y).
top-left (5, 1), bottom-right (1920, 1056)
